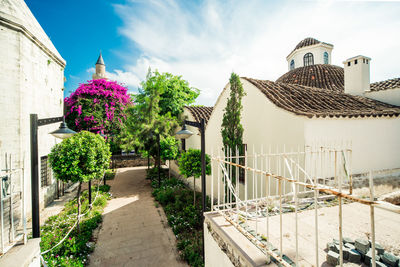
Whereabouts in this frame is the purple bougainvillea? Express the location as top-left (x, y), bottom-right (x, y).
top-left (64, 79), bottom-right (132, 135)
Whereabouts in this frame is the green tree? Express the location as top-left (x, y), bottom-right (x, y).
top-left (221, 72), bottom-right (246, 185)
top-left (160, 136), bottom-right (180, 178)
top-left (124, 69), bottom-right (198, 162)
top-left (178, 149), bottom-right (211, 205)
top-left (48, 131), bottom-right (111, 231)
top-left (139, 70), bottom-right (199, 119)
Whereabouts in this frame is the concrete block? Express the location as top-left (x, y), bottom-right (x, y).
top-left (332, 244), bottom-right (340, 253)
top-left (327, 242), bottom-right (336, 251)
top-left (364, 249), bottom-right (380, 266)
top-left (327, 250), bottom-right (340, 266)
top-left (382, 252), bottom-right (398, 267)
top-left (345, 243), bottom-right (355, 250)
top-left (343, 247), bottom-right (350, 261)
top-left (355, 239), bottom-right (370, 254)
top-left (348, 249), bottom-right (362, 263)
top-left (373, 243), bottom-right (385, 255)
top-left (343, 237), bottom-right (354, 244)
top-left (375, 261), bottom-right (387, 267)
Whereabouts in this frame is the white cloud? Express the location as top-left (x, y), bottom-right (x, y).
top-left (108, 0), bottom-right (400, 106)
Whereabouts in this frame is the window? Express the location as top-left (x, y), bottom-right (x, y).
top-left (290, 60), bottom-right (295, 70)
top-left (348, 62), bottom-right (351, 66)
top-left (323, 52), bottom-right (329, 64)
top-left (355, 59), bottom-right (358, 64)
top-left (303, 53), bottom-right (314, 66)
top-left (40, 155), bottom-right (51, 187)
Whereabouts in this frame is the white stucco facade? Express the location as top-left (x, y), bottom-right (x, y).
top-left (182, 77), bottom-right (400, 198)
top-left (286, 43), bottom-right (333, 70)
top-left (304, 117), bottom-right (400, 174)
top-left (365, 88), bottom-right (400, 106)
top-left (0, 0), bottom-right (66, 217)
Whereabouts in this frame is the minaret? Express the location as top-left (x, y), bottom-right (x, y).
top-left (92, 52), bottom-right (107, 79)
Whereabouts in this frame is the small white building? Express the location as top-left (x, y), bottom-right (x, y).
top-left (178, 37), bottom-right (400, 196)
top-left (0, 0), bottom-right (66, 254)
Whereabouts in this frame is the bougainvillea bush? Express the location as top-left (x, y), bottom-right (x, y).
top-left (64, 79), bottom-right (132, 136)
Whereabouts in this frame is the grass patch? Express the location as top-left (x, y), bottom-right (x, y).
top-left (40, 184), bottom-right (111, 266)
top-left (149, 168), bottom-right (207, 267)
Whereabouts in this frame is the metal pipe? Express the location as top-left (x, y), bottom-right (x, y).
top-left (30, 114), bottom-right (40, 238)
top-left (314, 146), bottom-right (319, 267)
top-left (279, 179), bottom-right (283, 257)
top-left (338, 149), bottom-right (343, 267)
top-left (9, 154), bottom-right (14, 242)
top-left (1, 173), bottom-right (4, 253)
top-left (88, 180), bottom-right (92, 206)
top-left (200, 118), bottom-right (206, 260)
top-left (211, 148), bottom-right (214, 212)
top-left (370, 171), bottom-right (376, 267)
top-left (218, 149), bottom-right (220, 209)
top-left (157, 134), bottom-right (161, 187)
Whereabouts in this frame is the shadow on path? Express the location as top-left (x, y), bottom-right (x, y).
top-left (89, 167), bottom-right (187, 267)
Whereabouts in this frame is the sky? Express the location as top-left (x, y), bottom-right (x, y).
top-left (26, 0), bottom-right (400, 106)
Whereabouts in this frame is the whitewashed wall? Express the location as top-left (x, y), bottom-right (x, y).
top-left (287, 44), bottom-right (333, 70)
top-left (365, 88), bottom-right (400, 106)
top-left (0, 0), bottom-right (66, 216)
top-left (304, 117), bottom-right (400, 174)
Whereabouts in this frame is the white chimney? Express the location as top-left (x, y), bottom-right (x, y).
top-left (343, 55), bottom-right (371, 96)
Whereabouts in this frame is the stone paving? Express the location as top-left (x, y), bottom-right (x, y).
top-left (89, 167), bottom-right (187, 267)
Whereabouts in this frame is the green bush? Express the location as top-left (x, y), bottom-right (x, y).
top-left (49, 131), bottom-right (111, 183)
top-left (104, 169), bottom-right (116, 180)
top-left (49, 131), bottom-right (111, 232)
top-left (149, 172), bottom-right (205, 267)
top-left (177, 149), bottom-right (211, 179)
top-left (40, 185), bottom-right (111, 267)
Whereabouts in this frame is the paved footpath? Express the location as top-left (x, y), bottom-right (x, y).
top-left (89, 166), bottom-right (187, 267)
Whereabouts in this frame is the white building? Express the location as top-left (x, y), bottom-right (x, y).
top-left (177, 37), bottom-right (400, 196)
top-left (0, 0), bottom-right (66, 254)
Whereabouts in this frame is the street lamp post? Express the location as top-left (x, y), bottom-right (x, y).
top-left (30, 114), bottom-right (76, 238)
top-left (175, 118), bottom-right (206, 258)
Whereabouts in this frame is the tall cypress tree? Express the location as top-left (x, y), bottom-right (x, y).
top-left (221, 73), bottom-right (246, 185)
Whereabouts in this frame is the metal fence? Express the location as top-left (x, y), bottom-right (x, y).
top-left (209, 142), bottom-right (400, 267)
top-left (0, 153), bottom-right (26, 256)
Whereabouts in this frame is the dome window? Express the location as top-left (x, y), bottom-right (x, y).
top-left (303, 53), bottom-right (314, 66)
top-left (324, 52), bottom-right (329, 64)
top-left (290, 60), bottom-right (295, 70)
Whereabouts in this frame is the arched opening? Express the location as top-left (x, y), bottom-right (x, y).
top-left (290, 60), bottom-right (295, 70)
top-left (324, 52), bottom-right (329, 64)
top-left (303, 53), bottom-right (314, 66)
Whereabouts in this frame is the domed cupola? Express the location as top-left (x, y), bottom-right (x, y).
top-left (276, 64), bottom-right (344, 92)
top-left (287, 37), bottom-right (334, 71)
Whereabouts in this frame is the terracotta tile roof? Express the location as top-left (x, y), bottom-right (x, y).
top-left (243, 77), bottom-right (400, 118)
top-left (289, 37), bottom-right (333, 56)
top-left (295, 37), bottom-right (321, 50)
top-left (370, 78), bottom-right (400, 92)
top-left (185, 106), bottom-right (214, 124)
top-left (276, 64), bottom-right (344, 92)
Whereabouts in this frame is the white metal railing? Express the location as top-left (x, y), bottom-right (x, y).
top-left (210, 142), bottom-right (400, 267)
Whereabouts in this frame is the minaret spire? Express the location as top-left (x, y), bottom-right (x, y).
top-left (93, 51), bottom-right (106, 79)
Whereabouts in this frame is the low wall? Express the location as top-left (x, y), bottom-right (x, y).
top-left (111, 155), bottom-right (155, 169)
top-left (204, 212), bottom-right (270, 267)
top-left (0, 238), bottom-right (41, 267)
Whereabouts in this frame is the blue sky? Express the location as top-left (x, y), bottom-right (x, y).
top-left (26, 0), bottom-right (400, 106)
